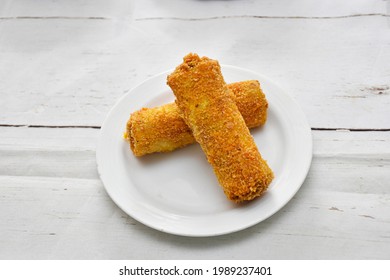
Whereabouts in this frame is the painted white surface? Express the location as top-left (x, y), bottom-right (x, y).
top-left (0, 0), bottom-right (389, 259)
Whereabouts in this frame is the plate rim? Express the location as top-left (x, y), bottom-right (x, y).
top-left (96, 65), bottom-right (313, 237)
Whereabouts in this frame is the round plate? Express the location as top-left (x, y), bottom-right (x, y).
top-left (96, 65), bottom-right (312, 237)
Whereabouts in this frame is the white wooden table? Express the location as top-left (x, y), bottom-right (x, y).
top-left (1, 0), bottom-right (389, 259)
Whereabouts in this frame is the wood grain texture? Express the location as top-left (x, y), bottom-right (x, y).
top-left (0, 1), bottom-right (389, 128)
top-left (0, 0), bottom-right (389, 260)
top-left (1, 0), bottom-right (387, 18)
top-left (0, 127), bottom-right (389, 259)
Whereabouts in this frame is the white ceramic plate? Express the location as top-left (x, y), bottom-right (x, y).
top-left (96, 66), bottom-right (312, 237)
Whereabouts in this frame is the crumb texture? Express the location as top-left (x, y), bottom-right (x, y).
top-left (167, 53), bottom-right (273, 202)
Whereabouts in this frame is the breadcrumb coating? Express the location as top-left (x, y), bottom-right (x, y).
top-left (126, 103), bottom-right (194, 156)
top-left (167, 53), bottom-right (273, 202)
top-left (125, 80), bottom-right (268, 156)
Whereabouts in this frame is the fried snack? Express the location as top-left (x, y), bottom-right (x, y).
top-left (125, 80), bottom-right (268, 156)
top-left (167, 53), bottom-right (273, 202)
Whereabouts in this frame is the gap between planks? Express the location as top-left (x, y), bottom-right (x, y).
top-left (0, 124), bottom-right (101, 129)
top-left (0, 124), bottom-right (390, 132)
top-left (0, 13), bottom-right (389, 21)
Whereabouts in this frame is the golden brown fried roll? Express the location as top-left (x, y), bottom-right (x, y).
top-left (126, 103), bottom-right (194, 156)
top-left (126, 80), bottom-right (268, 156)
top-left (167, 53), bottom-right (274, 202)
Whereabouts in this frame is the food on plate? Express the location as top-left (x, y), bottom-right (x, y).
top-left (167, 53), bottom-right (274, 202)
top-left (125, 80), bottom-right (268, 156)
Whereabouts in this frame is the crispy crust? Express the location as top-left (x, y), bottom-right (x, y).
top-left (126, 103), bottom-right (195, 156)
top-left (229, 80), bottom-right (268, 128)
top-left (167, 53), bottom-right (273, 202)
top-left (125, 80), bottom-right (268, 156)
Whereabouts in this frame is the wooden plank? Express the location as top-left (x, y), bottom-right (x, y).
top-left (1, 127), bottom-right (389, 179)
top-left (0, 127), bottom-right (389, 259)
top-left (0, 159), bottom-right (388, 259)
top-left (0, 127), bottom-right (98, 179)
top-left (0, 0), bottom-right (134, 19)
top-left (1, 0), bottom-right (387, 18)
top-left (313, 130), bottom-right (390, 155)
top-left (133, 0), bottom-right (389, 19)
top-left (0, 16), bottom-right (389, 129)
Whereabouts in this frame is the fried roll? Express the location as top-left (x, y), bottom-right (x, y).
top-left (126, 80), bottom-right (268, 156)
top-left (167, 53), bottom-right (274, 202)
